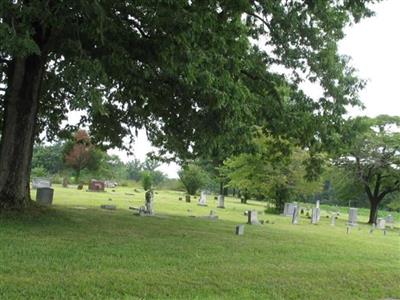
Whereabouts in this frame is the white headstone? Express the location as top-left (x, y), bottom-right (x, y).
top-left (283, 203), bottom-right (296, 217)
top-left (311, 208), bottom-right (320, 224)
top-left (316, 200), bottom-right (320, 209)
top-left (217, 194), bottom-right (225, 208)
top-left (292, 206), bottom-right (299, 224)
top-left (198, 191), bottom-right (207, 206)
top-left (377, 218), bottom-right (386, 229)
top-left (330, 213), bottom-right (337, 226)
top-left (348, 208), bottom-right (357, 226)
top-left (247, 210), bottom-right (260, 225)
top-left (32, 178), bottom-right (51, 189)
top-left (235, 224), bottom-right (244, 235)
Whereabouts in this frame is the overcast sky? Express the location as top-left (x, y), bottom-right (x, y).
top-left (109, 0), bottom-right (400, 178)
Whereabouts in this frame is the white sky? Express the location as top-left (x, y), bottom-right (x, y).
top-left (105, 0), bottom-right (400, 178)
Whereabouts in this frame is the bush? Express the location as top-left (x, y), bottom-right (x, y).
top-left (141, 171), bottom-right (153, 191)
top-left (178, 164), bottom-right (208, 195)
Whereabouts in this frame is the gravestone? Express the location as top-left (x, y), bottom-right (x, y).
top-left (62, 177), bottom-right (68, 188)
top-left (185, 195), bottom-right (191, 203)
top-left (77, 182), bottom-right (84, 190)
top-left (315, 201), bottom-right (320, 221)
top-left (311, 208), bottom-right (320, 224)
top-left (235, 225), bottom-right (244, 235)
top-left (291, 206), bottom-right (299, 224)
top-left (209, 210), bottom-right (218, 220)
top-left (348, 208), bottom-right (358, 226)
top-left (105, 181), bottom-right (117, 188)
top-left (247, 210), bottom-right (260, 225)
top-left (32, 178), bottom-right (51, 189)
top-left (36, 187), bottom-right (54, 205)
top-left (198, 191), bottom-right (207, 206)
top-left (283, 203), bottom-right (297, 217)
top-left (385, 214), bottom-right (394, 229)
top-left (217, 195), bottom-right (225, 208)
top-left (330, 213), bottom-right (337, 226)
top-left (376, 218), bottom-right (386, 229)
top-left (100, 204), bottom-right (116, 210)
top-left (88, 180), bottom-right (105, 192)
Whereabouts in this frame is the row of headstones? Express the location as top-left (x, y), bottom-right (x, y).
top-left (284, 202), bottom-right (395, 229)
top-left (32, 177), bottom-right (116, 191)
top-left (180, 191), bottom-right (225, 208)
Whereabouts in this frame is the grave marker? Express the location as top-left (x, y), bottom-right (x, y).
top-left (32, 178), bottom-right (51, 189)
top-left (217, 195), bottom-right (225, 208)
top-left (348, 208), bottom-right (358, 226)
top-left (247, 210), bottom-right (260, 225)
top-left (292, 206), bottom-right (299, 224)
top-left (235, 225), bottom-right (244, 235)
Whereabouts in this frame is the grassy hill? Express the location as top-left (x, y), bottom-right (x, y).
top-left (0, 185), bottom-right (399, 299)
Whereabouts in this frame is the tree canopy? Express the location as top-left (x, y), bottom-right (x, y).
top-left (334, 115), bottom-right (400, 223)
top-left (0, 0), bottom-right (377, 209)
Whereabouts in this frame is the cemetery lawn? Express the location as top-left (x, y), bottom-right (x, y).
top-left (0, 186), bottom-right (399, 300)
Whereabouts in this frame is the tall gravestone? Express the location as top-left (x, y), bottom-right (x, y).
top-left (311, 208), bottom-right (320, 224)
top-left (217, 195), bottom-right (225, 208)
top-left (315, 200), bottom-right (321, 221)
top-left (62, 177), bottom-right (68, 188)
top-left (283, 203), bottom-right (296, 217)
top-left (292, 206), bottom-right (299, 224)
top-left (247, 210), bottom-right (260, 225)
top-left (348, 208), bottom-right (358, 226)
top-left (198, 191), bottom-right (207, 206)
top-left (330, 213), bottom-right (337, 226)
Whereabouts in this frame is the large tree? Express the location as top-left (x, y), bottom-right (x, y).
top-left (335, 115), bottom-right (400, 224)
top-left (0, 1), bottom-right (376, 210)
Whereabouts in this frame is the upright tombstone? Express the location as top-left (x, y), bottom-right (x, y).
top-left (198, 191), bottom-right (207, 206)
top-left (185, 195), bottom-right (191, 203)
top-left (385, 214), bottom-right (394, 229)
top-left (62, 177), bottom-right (68, 188)
top-left (217, 194), bottom-right (225, 208)
top-left (376, 218), bottom-right (386, 229)
top-left (330, 213), bottom-right (337, 226)
top-left (105, 181), bottom-right (117, 188)
top-left (311, 208), bottom-right (320, 224)
top-left (88, 180), bottom-right (105, 192)
top-left (32, 178), bottom-right (51, 189)
top-left (247, 210), bottom-right (260, 225)
top-left (292, 206), bottom-right (299, 225)
top-left (348, 208), bottom-right (358, 226)
top-left (235, 224), bottom-right (244, 235)
top-left (36, 187), bottom-right (54, 205)
top-left (144, 190), bottom-right (154, 216)
top-left (283, 203), bottom-right (297, 217)
top-left (315, 200), bottom-right (321, 221)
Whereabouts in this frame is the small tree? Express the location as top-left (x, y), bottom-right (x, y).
top-left (178, 164), bottom-right (208, 195)
top-left (64, 130), bottom-right (99, 183)
top-left (141, 171), bottom-right (153, 191)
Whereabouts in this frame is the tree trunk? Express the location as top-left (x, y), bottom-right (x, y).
top-left (219, 181), bottom-right (224, 195)
top-left (0, 55), bottom-right (46, 210)
top-left (368, 198), bottom-right (379, 224)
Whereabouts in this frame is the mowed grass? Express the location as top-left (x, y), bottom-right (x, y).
top-left (0, 185), bottom-right (399, 299)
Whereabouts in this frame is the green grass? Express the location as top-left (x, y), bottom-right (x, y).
top-left (0, 185), bottom-right (399, 299)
